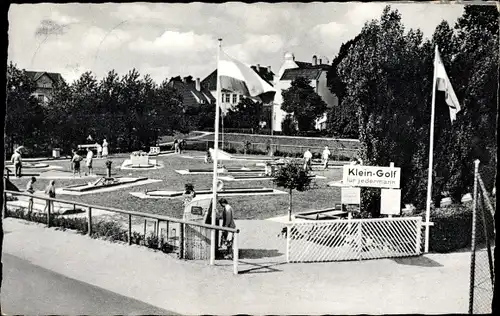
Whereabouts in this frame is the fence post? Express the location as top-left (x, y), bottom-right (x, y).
top-left (416, 218), bottom-right (422, 254)
top-left (357, 221), bottom-right (362, 260)
top-left (88, 207), bottom-right (92, 236)
top-left (233, 231), bottom-right (239, 275)
top-left (179, 223), bottom-right (184, 259)
top-left (128, 214), bottom-right (132, 246)
top-left (286, 224), bottom-right (291, 263)
top-left (3, 191), bottom-right (7, 218)
top-left (469, 159), bottom-right (480, 314)
top-left (47, 198), bottom-right (51, 228)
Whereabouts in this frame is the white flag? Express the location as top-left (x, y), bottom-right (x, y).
top-left (434, 46), bottom-right (461, 122)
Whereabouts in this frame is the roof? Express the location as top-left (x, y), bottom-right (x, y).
top-left (25, 71), bottom-right (64, 84)
top-left (280, 61), bottom-right (331, 81)
top-left (168, 79), bottom-right (215, 108)
top-left (281, 68), bottom-right (323, 81)
top-left (201, 65), bottom-right (274, 92)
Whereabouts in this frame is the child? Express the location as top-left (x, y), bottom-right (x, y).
top-left (96, 142), bottom-right (102, 159)
top-left (182, 183), bottom-right (196, 207)
top-left (71, 150), bottom-right (82, 177)
top-left (173, 139), bottom-right (179, 154)
top-left (204, 149), bottom-right (212, 164)
top-left (26, 176), bottom-right (37, 212)
top-left (43, 180), bottom-right (56, 213)
top-left (86, 148), bottom-right (94, 176)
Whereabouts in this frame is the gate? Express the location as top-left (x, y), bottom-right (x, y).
top-left (286, 217), bottom-right (422, 263)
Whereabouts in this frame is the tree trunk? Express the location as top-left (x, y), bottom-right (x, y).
top-left (288, 189), bottom-right (293, 222)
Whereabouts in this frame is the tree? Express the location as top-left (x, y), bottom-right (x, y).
top-left (281, 77), bottom-right (327, 131)
top-left (224, 97), bottom-right (263, 129)
top-left (5, 62), bottom-right (45, 156)
top-left (273, 161), bottom-right (313, 221)
top-left (338, 6), bottom-right (433, 215)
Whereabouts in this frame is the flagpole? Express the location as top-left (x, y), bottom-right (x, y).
top-left (210, 38), bottom-right (222, 265)
top-left (424, 45), bottom-right (438, 253)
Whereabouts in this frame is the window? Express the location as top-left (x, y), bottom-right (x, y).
top-left (225, 93), bottom-right (231, 103)
top-left (232, 94), bottom-right (237, 104)
top-left (221, 93), bottom-right (225, 103)
top-left (37, 95), bottom-right (45, 103)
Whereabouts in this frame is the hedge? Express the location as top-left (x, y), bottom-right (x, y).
top-left (416, 198), bottom-right (495, 253)
top-left (4, 207), bottom-right (177, 254)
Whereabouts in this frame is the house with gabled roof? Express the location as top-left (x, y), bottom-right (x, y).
top-left (168, 76), bottom-right (216, 110)
top-left (273, 53), bottom-right (338, 132)
top-left (25, 71), bottom-right (65, 104)
top-left (201, 64), bottom-right (275, 115)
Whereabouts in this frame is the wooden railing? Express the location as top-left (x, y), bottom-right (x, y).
top-left (3, 190), bottom-right (240, 275)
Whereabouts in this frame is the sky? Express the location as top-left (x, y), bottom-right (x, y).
top-left (8, 2), bottom-right (466, 85)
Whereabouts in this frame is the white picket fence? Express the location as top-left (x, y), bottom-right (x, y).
top-left (286, 217), bottom-right (423, 263)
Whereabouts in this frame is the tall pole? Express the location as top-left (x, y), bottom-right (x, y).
top-left (210, 38), bottom-right (222, 265)
top-left (424, 45), bottom-right (438, 253)
top-left (469, 159), bottom-right (480, 314)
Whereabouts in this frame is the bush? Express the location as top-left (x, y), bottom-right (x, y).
top-left (416, 200), bottom-right (495, 253)
top-left (4, 206), bottom-right (177, 254)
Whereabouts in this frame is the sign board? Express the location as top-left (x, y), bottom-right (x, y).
top-left (380, 189), bottom-right (401, 215)
top-left (341, 187), bottom-right (361, 205)
top-left (343, 165), bottom-right (401, 189)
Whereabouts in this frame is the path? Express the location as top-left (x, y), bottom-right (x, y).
top-left (2, 218), bottom-right (470, 315)
top-left (1, 253), bottom-right (174, 315)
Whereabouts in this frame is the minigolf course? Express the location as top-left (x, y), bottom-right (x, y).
top-left (209, 148), bottom-right (275, 162)
top-left (119, 151), bottom-right (164, 170)
top-left (130, 186), bottom-right (288, 199)
top-left (58, 176), bottom-right (162, 195)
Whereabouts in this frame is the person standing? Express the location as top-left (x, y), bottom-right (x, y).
top-left (102, 139), bottom-right (109, 158)
top-left (71, 150), bottom-right (82, 177)
top-left (43, 180), bottom-right (56, 213)
top-left (322, 146), bottom-right (331, 170)
top-left (173, 139), bottom-right (179, 154)
top-left (303, 148), bottom-right (313, 172)
top-left (86, 148), bottom-right (94, 176)
top-left (11, 149), bottom-right (23, 178)
top-left (218, 198), bottom-right (236, 252)
top-left (96, 142), bottom-right (102, 159)
top-left (26, 177), bottom-right (37, 212)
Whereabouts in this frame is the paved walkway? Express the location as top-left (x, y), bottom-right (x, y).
top-left (2, 217), bottom-right (470, 315)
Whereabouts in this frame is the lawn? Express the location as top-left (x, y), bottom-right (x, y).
top-left (7, 151), bottom-right (343, 222)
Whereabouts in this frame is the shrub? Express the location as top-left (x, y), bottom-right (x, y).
top-left (4, 206), bottom-right (176, 254)
top-left (416, 200), bottom-right (495, 253)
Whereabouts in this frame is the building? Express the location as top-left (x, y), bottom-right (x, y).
top-left (272, 53), bottom-right (338, 132)
top-left (25, 71), bottom-right (65, 104)
top-left (168, 76), bottom-right (216, 109)
top-left (201, 64), bottom-right (275, 115)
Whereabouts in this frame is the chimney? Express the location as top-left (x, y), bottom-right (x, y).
top-left (195, 78), bottom-right (201, 91)
top-left (319, 58), bottom-right (322, 65)
top-left (267, 66), bottom-right (272, 73)
top-left (312, 55), bottom-right (317, 66)
top-left (256, 64), bottom-right (261, 72)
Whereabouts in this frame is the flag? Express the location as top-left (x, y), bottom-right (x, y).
top-left (218, 50), bottom-right (275, 97)
top-left (434, 46), bottom-right (461, 122)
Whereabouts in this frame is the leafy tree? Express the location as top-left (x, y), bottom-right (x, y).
top-left (224, 97), bottom-right (263, 129)
top-left (338, 6), bottom-right (433, 215)
top-left (281, 77), bottom-right (327, 131)
top-left (5, 62), bottom-right (45, 156)
top-left (273, 161), bottom-right (313, 221)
